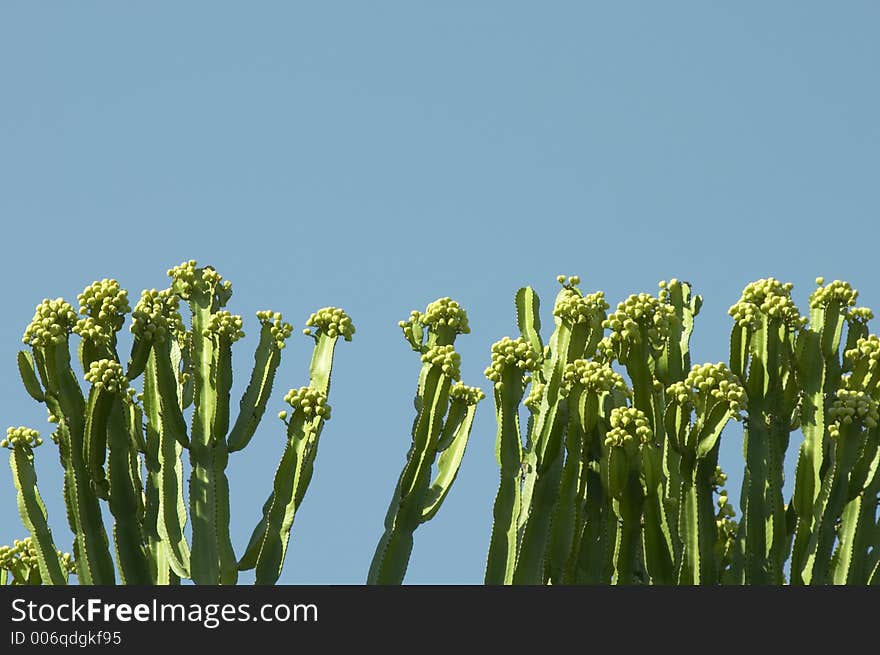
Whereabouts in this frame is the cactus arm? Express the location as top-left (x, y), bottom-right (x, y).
top-left (248, 402), bottom-right (331, 585)
top-left (808, 424), bottom-right (868, 583)
top-left (512, 432), bottom-right (564, 583)
top-left (42, 342), bottom-right (115, 585)
top-left (790, 327), bottom-right (825, 582)
top-left (842, 444), bottom-right (880, 583)
top-left (369, 364), bottom-right (452, 584)
top-left (485, 367), bottom-right (525, 584)
top-left (833, 495), bottom-right (862, 584)
top-left (142, 350), bottom-right (191, 580)
top-left (516, 287), bottom-right (544, 357)
top-left (727, 279), bottom-right (808, 586)
top-left (250, 419), bottom-right (311, 584)
top-left (182, 276), bottom-right (239, 584)
top-left (611, 472), bottom-right (644, 585)
top-left (7, 434), bottom-right (66, 585)
top-left (59, 419), bottom-right (116, 584)
top-left (742, 372), bottom-right (770, 584)
top-left (17, 351), bottom-right (45, 402)
top-left (126, 337), bottom-right (151, 380)
top-left (141, 357), bottom-right (164, 584)
top-left (515, 285), bottom-right (603, 583)
top-left (420, 397), bottom-right (479, 523)
top-left (243, 310), bottom-right (351, 579)
top-left (106, 397), bottom-right (151, 584)
top-left (82, 385), bottom-right (111, 499)
top-left (547, 396), bottom-right (587, 583)
top-left (572, 462), bottom-right (609, 583)
top-left (227, 316), bottom-right (289, 452)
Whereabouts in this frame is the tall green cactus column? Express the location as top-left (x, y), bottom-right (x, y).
top-left (240, 307), bottom-right (354, 584)
top-left (484, 337), bottom-right (539, 584)
top-left (369, 298), bottom-right (483, 584)
top-left (168, 261), bottom-right (240, 584)
top-left (599, 406), bottom-right (656, 584)
top-left (598, 290), bottom-right (678, 583)
top-left (3, 427), bottom-right (68, 585)
top-left (728, 279), bottom-right (804, 584)
top-left (21, 297), bottom-right (117, 584)
top-left (789, 279), bottom-right (860, 584)
top-left (549, 360), bottom-right (629, 584)
top-left (833, 330), bottom-right (880, 583)
top-left (665, 363), bottom-right (746, 584)
top-left (513, 277), bottom-right (609, 584)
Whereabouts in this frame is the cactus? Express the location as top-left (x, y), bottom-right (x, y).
top-left (2, 260), bottom-right (351, 585)
top-left (6, 268), bottom-right (880, 586)
top-left (368, 298), bottom-right (484, 584)
top-left (482, 274), bottom-right (880, 585)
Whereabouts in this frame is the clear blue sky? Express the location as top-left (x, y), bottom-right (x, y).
top-left (1, 2), bottom-right (878, 584)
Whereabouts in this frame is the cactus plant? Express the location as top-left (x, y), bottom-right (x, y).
top-left (368, 298), bottom-right (484, 584)
top-left (2, 260), bottom-right (352, 585)
top-left (483, 275), bottom-right (880, 585)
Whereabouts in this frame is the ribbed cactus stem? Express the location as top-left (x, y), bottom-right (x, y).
top-left (515, 282), bottom-right (607, 584)
top-left (370, 299), bottom-right (472, 585)
top-left (169, 262), bottom-right (237, 585)
top-left (485, 362), bottom-right (527, 584)
top-left (5, 428), bottom-right (67, 585)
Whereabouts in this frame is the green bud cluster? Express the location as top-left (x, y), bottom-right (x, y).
top-left (204, 311), bottom-right (245, 343)
top-left (809, 278), bottom-right (858, 309)
top-left (1, 426), bottom-right (42, 450)
top-left (845, 335), bottom-right (880, 371)
top-left (828, 388), bottom-right (879, 437)
top-left (656, 278), bottom-right (684, 303)
top-left (524, 381), bottom-right (546, 412)
top-left (562, 359), bottom-right (628, 396)
top-left (283, 387), bottom-right (331, 420)
top-left (73, 279), bottom-right (131, 345)
top-left (449, 381), bottom-right (485, 406)
top-left (84, 359), bottom-right (129, 394)
top-left (167, 260), bottom-right (232, 300)
top-left (305, 307), bottom-right (355, 341)
top-left (728, 278), bottom-right (806, 329)
top-left (484, 337), bottom-right (539, 383)
top-left (0, 537), bottom-right (38, 571)
top-left (22, 298), bottom-right (78, 348)
top-left (711, 465), bottom-right (728, 489)
top-left (556, 274), bottom-right (581, 289)
top-left (847, 307), bottom-right (874, 324)
top-left (553, 289), bottom-right (609, 325)
top-left (716, 490), bottom-right (736, 520)
top-left (603, 293), bottom-right (676, 349)
top-left (421, 345), bottom-right (462, 380)
top-left (130, 289), bottom-right (181, 343)
top-left (256, 310), bottom-right (293, 349)
top-left (604, 406), bottom-right (653, 448)
top-left (59, 551), bottom-right (76, 575)
top-left (667, 362), bottom-right (746, 415)
top-left (398, 311), bottom-right (422, 344)
top-left (421, 297), bottom-right (470, 335)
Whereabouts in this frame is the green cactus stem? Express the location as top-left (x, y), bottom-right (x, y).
top-left (4, 427), bottom-right (67, 585)
top-left (241, 307), bottom-right (353, 584)
top-left (484, 336), bottom-right (539, 584)
top-left (666, 363), bottom-right (746, 584)
top-left (370, 298), bottom-right (479, 584)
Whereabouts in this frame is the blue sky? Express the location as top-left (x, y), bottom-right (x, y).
top-left (1, 2), bottom-right (878, 583)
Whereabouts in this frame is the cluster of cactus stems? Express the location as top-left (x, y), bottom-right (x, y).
top-left (1, 261), bottom-right (352, 585)
top-left (367, 298), bottom-right (484, 584)
top-left (4, 267), bottom-right (880, 585)
top-left (484, 275), bottom-right (880, 585)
